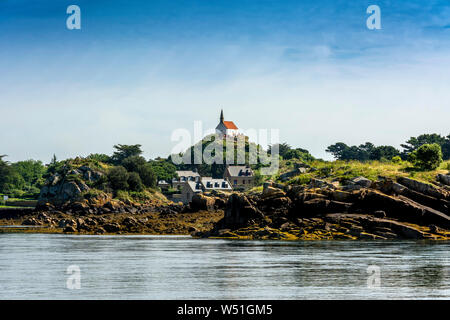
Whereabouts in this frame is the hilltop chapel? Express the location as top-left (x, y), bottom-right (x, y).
top-left (215, 110), bottom-right (239, 137)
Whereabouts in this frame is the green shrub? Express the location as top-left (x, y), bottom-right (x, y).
top-left (288, 174), bottom-right (312, 185)
top-left (127, 172), bottom-right (144, 192)
top-left (115, 190), bottom-right (131, 202)
top-left (107, 166), bottom-right (129, 190)
top-left (135, 163), bottom-right (156, 188)
top-left (391, 156), bottom-right (402, 164)
top-left (129, 190), bottom-right (153, 201)
top-left (408, 143), bottom-right (443, 170)
top-left (84, 189), bottom-right (104, 199)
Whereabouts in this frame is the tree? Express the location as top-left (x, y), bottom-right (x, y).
top-left (369, 146), bottom-right (400, 160)
top-left (326, 142), bottom-right (400, 161)
top-left (122, 156), bottom-right (147, 172)
top-left (46, 154), bottom-right (61, 175)
top-left (359, 142), bottom-right (376, 158)
top-left (135, 163), bottom-right (156, 188)
top-left (325, 142), bottom-right (350, 160)
top-left (440, 134), bottom-right (450, 160)
top-left (121, 156), bottom-right (157, 188)
top-left (87, 153), bottom-right (111, 163)
top-left (107, 166), bottom-right (129, 190)
top-left (401, 133), bottom-right (449, 159)
top-left (0, 156), bottom-right (27, 195)
top-left (50, 154), bottom-right (57, 165)
top-left (408, 143), bottom-right (443, 170)
top-left (127, 172), bottom-right (144, 192)
top-left (111, 144), bottom-right (143, 164)
top-left (269, 143), bottom-right (292, 158)
top-left (148, 159), bottom-right (178, 182)
top-left (284, 148), bottom-right (315, 162)
top-left (11, 160), bottom-right (46, 185)
top-left (268, 143), bottom-right (314, 162)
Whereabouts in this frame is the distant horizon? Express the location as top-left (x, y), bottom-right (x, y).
top-left (2, 0), bottom-right (450, 162)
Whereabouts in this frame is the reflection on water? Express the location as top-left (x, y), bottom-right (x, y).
top-left (0, 234), bottom-right (449, 299)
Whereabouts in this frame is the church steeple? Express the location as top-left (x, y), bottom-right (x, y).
top-left (220, 109), bottom-right (224, 123)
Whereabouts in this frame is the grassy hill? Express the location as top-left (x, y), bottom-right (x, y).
top-left (270, 158), bottom-right (450, 186)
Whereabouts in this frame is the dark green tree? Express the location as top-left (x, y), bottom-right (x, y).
top-left (107, 166), bottom-right (129, 190)
top-left (148, 159), bottom-right (178, 182)
top-left (401, 133), bottom-right (449, 159)
top-left (127, 172), bottom-right (144, 191)
top-left (408, 143), bottom-right (443, 170)
top-left (327, 142), bottom-right (400, 161)
top-left (369, 146), bottom-right (400, 160)
top-left (326, 142), bottom-right (350, 160)
top-left (111, 144), bottom-right (143, 164)
top-left (135, 163), bottom-right (156, 188)
top-left (122, 156), bottom-right (147, 172)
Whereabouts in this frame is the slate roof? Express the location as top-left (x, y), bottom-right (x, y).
top-left (176, 170), bottom-right (200, 178)
top-left (185, 181), bottom-right (203, 193)
top-left (226, 166), bottom-right (254, 177)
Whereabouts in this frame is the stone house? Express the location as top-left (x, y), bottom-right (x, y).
top-left (179, 177), bottom-right (232, 204)
top-left (172, 170), bottom-right (200, 190)
top-left (180, 181), bottom-right (203, 204)
top-left (224, 165), bottom-right (254, 190)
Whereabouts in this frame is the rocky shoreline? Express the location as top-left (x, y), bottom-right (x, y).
top-left (196, 175), bottom-right (450, 240)
top-left (0, 206), bottom-right (223, 235)
top-left (1, 174), bottom-right (449, 240)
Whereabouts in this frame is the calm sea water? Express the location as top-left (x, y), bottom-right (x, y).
top-left (0, 233), bottom-right (449, 299)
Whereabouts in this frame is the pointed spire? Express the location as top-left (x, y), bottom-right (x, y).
top-left (220, 109), bottom-right (224, 123)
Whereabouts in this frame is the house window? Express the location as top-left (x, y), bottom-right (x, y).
top-left (234, 180), bottom-right (237, 185)
top-left (243, 180), bottom-right (245, 184)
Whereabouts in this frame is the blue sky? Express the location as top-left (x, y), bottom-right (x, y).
top-left (1, 0), bottom-right (450, 162)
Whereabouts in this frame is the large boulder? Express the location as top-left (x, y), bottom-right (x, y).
top-left (279, 168), bottom-right (308, 182)
top-left (262, 186), bottom-right (286, 199)
top-left (222, 193), bottom-right (264, 227)
top-left (359, 189), bottom-right (450, 228)
top-left (36, 164), bottom-right (107, 209)
top-left (397, 177), bottom-right (449, 200)
top-left (351, 176), bottom-right (372, 188)
top-left (38, 180), bottom-right (88, 207)
top-left (295, 198), bottom-right (353, 216)
top-left (437, 174), bottom-right (450, 186)
top-left (391, 182), bottom-right (449, 213)
top-left (190, 194), bottom-right (216, 211)
top-left (103, 222), bottom-right (121, 233)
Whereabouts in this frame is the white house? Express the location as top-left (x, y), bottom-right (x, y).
top-left (215, 110), bottom-right (239, 137)
top-left (201, 177), bottom-right (233, 192)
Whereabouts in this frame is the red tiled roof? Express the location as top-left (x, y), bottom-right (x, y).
top-left (223, 121), bottom-right (238, 129)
